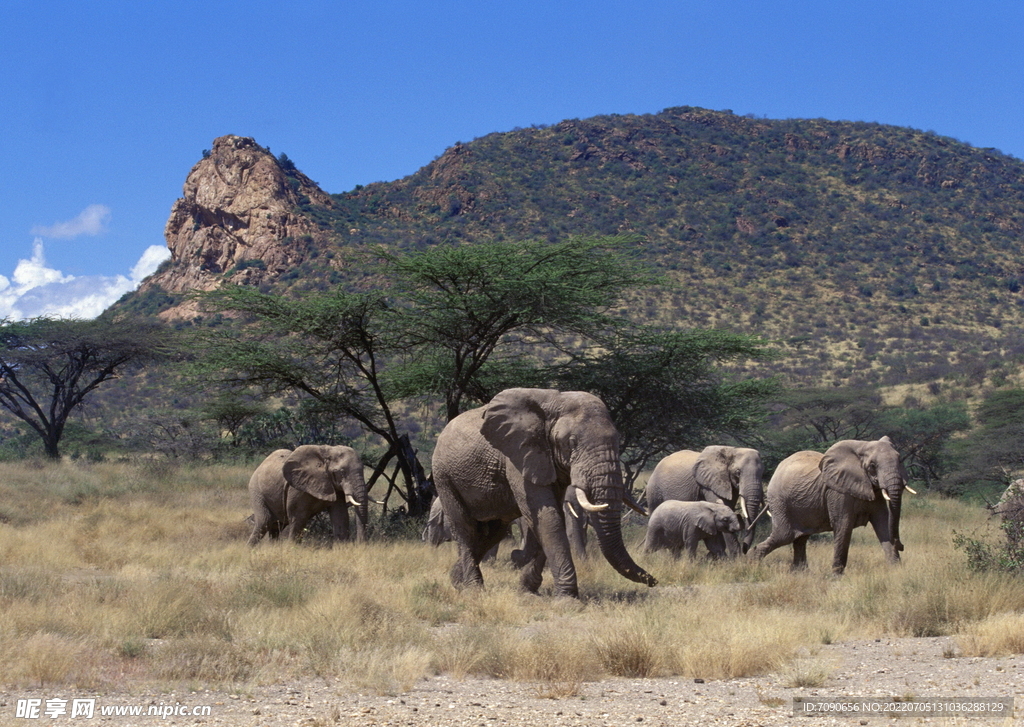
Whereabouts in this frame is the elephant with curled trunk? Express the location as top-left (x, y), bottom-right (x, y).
top-left (248, 445), bottom-right (369, 545)
top-left (750, 437), bottom-right (909, 574)
top-left (644, 500), bottom-right (742, 559)
top-left (644, 446), bottom-right (764, 555)
top-left (431, 388), bottom-right (657, 597)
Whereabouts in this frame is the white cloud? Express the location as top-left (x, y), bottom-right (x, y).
top-left (31, 204), bottom-right (112, 239)
top-left (131, 244), bottom-right (172, 283)
top-left (0, 240), bottom-right (171, 321)
top-left (13, 240), bottom-right (73, 288)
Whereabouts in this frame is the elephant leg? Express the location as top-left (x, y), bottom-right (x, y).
top-left (282, 519), bottom-right (307, 542)
top-left (705, 533), bottom-right (728, 560)
top-left (508, 518), bottom-right (529, 568)
top-left (447, 520), bottom-right (486, 590)
top-left (248, 514), bottom-right (270, 546)
top-left (531, 501), bottom-right (578, 597)
top-left (449, 544), bottom-right (483, 589)
top-left (511, 482), bottom-right (578, 597)
top-left (685, 536), bottom-right (699, 559)
top-left (565, 508), bottom-right (590, 560)
top-left (328, 502), bottom-right (351, 543)
top-left (474, 520), bottom-right (507, 564)
top-left (751, 522), bottom-right (797, 561)
top-left (869, 508), bottom-right (901, 565)
top-left (284, 495), bottom-right (317, 543)
top-left (831, 526), bottom-right (853, 574)
top-left (510, 525), bottom-right (538, 569)
top-left (283, 511), bottom-right (314, 542)
top-left (791, 535), bottom-right (810, 569)
top-left (509, 524), bottom-right (547, 590)
top-left (721, 530), bottom-right (741, 558)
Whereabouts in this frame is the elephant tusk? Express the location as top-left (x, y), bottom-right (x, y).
top-left (623, 490), bottom-right (648, 517)
top-left (739, 495), bottom-right (747, 522)
top-left (575, 488), bottom-right (610, 512)
top-left (372, 498), bottom-right (385, 505)
top-left (747, 504), bottom-right (771, 530)
top-left (905, 486), bottom-right (918, 495)
top-left (345, 494), bottom-right (362, 507)
top-left (566, 501), bottom-right (579, 519)
top-left (880, 489), bottom-right (891, 501)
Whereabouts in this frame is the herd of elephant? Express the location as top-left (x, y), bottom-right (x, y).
top-left (247, 387), bottom-right (914, 598)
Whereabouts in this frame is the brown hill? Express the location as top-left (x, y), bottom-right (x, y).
top-left (122, 108), bottom-right (1024, 393)
top-left (139, 135), bottom-right (338, 318)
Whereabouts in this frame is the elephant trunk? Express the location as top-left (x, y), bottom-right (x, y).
top-left (886, 486), bottom-right (903, 553)
top-left (592, 506), bottom-right (657, 587)
top-left (349, 470), bottom-right (369, 543)
top-left (740, 498), bottom-right (762, 552)
top-left (738, 479), bottom-right (764, 553)
top-left (353, 497), bottom-right (368, 543)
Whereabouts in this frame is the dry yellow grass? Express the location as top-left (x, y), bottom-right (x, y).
top-left (1, 459), bottom-right (1022, 695)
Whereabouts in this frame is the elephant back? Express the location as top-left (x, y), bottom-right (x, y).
top-left (765, 450), bottom-right (827, 514)
top-left (645, 450), bottom-right (701, 511)
top-left (248, 450), bottom-right (292, 506)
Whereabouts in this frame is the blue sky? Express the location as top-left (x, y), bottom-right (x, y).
top-left (2, 1), bottom-right (1022, 319)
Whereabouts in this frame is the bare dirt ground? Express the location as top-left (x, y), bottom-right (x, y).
top-left (4, 637), bottom-right (1022, 726)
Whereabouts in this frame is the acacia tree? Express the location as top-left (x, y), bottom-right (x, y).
top-left (377, 235), bottom-right (656, 421)
top-left (0, 316), bottom-right (170, 459)
top-left (196, 288), bottom-right (400, 439)
top-left (194, 287), bottom-right (434, 515)
top-left (552, 327), bottom-right (779, 487)
top-left (878, 403), bottom-right (969, 489)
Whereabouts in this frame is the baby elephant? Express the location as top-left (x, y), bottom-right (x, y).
top-left (644, 500), bottom-right (742, 559)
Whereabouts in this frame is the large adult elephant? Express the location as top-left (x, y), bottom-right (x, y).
top-left (644, 446), bottom-right (764, 554)
top-left (750, 437), bottom-right (909, 574)
top-left (431, 388), bottom-right (658, 597)
top-left (248, 445), bottom-right (369, 545)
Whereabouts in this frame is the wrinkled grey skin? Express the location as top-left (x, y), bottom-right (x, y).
top-left (431, 388), bottom-right (657, 597)
top-left (645, 446), bottom-right (764, 554)
top-left (644, 500), bottom-right (742, 559)
top-left (751, 437), bottom-right (908, 574)
top-left (992, 479), bottom-right (1024, 524)
top-left (248, 445), bottom-right (369, 545)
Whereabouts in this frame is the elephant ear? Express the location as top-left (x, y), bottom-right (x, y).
top-left (481, 388), bottom-right (557, 486)
top-left (283, 445), bottom-right (337, 501)
top-left (820, 441), bottom-right (875, 501)
top-left (694, 446), bottom-right (733, 501)
top-left (695, 505), bottom-right (719, 536)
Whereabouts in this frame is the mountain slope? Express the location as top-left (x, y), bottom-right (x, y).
top-left (126, 107), bottom-right (1024, 392)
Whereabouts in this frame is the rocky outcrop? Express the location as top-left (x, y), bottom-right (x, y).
top-left (138, 135), bottom-right (336, 319)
